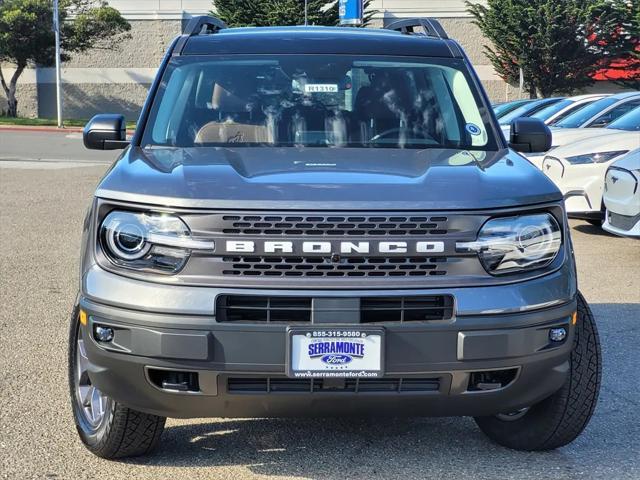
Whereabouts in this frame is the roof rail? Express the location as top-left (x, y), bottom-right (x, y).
top-left (384, 18), bottom-right (449, 40)
top-left (184, 15), bottom-right (227, 36)
top-left (174, 15), bottom-right (227, 55)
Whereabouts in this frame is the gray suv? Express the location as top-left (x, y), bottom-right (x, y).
top-left (70, 17), bottom-right (601, 459)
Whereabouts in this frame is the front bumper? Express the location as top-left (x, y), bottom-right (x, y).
top-left (603, 210), bottom-right (640, 237)
top-left (603, 166), bottom-right (640, 236)
top-left (541, 157), bottom-right (609, 217)
top-left (78, 265), bottom-right (577, 419)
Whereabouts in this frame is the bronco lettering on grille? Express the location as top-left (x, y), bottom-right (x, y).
top-left (225, 240), bottom-right (445, 255)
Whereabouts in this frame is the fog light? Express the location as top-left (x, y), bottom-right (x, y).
top-left (94, 325), bottom-right (114, 342)
top-left (549, 327), bottom-right (567, 342)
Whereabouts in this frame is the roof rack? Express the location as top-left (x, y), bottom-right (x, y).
top-left (384, 18), bottom-right (449, 40)
top-left (174, 15), bottom-right (227, 55)
top-left (184, 15), bottom-right (227, 36)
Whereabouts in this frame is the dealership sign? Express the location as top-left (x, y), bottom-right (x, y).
top-left (339, 0), bottom-right (363, 25)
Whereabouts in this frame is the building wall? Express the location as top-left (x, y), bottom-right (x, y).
top-left (0, 0), bottom-right (621, 119)
top-left (1, 18), bottom-right (182, 119)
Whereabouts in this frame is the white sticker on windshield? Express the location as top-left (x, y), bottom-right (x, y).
top-left (465, 123), bottom-right (482, 136)
top-left (304, 84), bottom-right (339, 93)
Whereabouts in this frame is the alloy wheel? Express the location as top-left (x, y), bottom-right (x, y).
top-left (75, 329), bottom-right (109, 428)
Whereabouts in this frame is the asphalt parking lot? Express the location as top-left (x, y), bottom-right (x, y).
top-left (1, 130), bottom-right (639, 480)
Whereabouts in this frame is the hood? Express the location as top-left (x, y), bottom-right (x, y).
top-left (95, 147), bottom-right (562, 210)
top-left (550, 131), bottom-right (640, 159)
top-left (611, 148), bottom-right (640, 171)
top-left (548, 127), bottom-right (612, 149)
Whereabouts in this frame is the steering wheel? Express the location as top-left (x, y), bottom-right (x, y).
top-left (370, 128), bottom-right (433, 144)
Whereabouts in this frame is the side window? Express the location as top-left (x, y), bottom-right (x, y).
top-left (589, 100), bottom-right (640, 128)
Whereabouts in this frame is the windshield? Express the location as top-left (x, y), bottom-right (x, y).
top-left (606, 107), bottom-right (640, 131)
top-left (530, 99), bottom-right (573, 121)
top-left (141, 55), bottom-right (497, 150)
top-left (493, 99), bottom-right (531, 118)
top-left (498, 98), bottom-right (561, 125)
top-left (554, 97), bottom-right (620, 128)
top-left (545, 100), bottom-right (598, 125)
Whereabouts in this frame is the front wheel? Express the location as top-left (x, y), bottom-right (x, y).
top-left (474, 292), bottom-right (601, 450)
top-left (68, 306), bottom-right (166, 459)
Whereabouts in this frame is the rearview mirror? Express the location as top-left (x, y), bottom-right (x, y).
top-left (83, 114), bottom-right (129, 150)
top-left (509, 118), bottom-right (552, 153)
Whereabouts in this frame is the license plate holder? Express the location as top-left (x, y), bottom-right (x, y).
top-left (286, 327), bottom-right (385, 378)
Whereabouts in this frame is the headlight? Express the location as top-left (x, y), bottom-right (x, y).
top-left (565, 150), bottom-right (628, 165)
top-left (100, 211), bottom-right (214, 273)
top-left (457, 213), bottom-right (561, 275)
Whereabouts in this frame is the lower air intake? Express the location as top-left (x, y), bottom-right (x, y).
top-left (227, 377), bottom-right (441, 394)
top-left (216, 294), bottom-right (454, 324)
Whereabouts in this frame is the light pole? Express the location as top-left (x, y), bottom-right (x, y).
top-left (304, 0), bottom-right (308, 25)
top-left (518, 66), bottom-right (524, 99)
top-left (53, 0), bottom-right (63, 128)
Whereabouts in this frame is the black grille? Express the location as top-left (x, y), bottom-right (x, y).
top-left (220, 214), bottom-right (449, 236)
top-left (216, 295), bottom-right (454, 323)
top-left (361, 296), bottom-right (454, 322)
top-left (177, 210), bottom-right (492, 287)
top-left (221, 256), bottom-right (449, 277)
top-left (217, 296), bottom-right (312, 323)
top-left (227, 377), bottom-right (440, 394)
top-left (608, 211), bottom-right (640, 231)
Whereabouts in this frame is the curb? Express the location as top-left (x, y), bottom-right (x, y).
top-left (0, 125), bottom-right (84, 133)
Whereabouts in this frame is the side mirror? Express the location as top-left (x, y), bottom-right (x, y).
top-left (83, 114), bottom-right (129, 150)
top-left (509, 118), bottom-right (552, 153)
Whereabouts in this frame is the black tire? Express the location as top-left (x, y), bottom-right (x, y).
top-left (474, 292), bottom-right (601, 451)
top-left (68, 306), bottom-right (166, 459)
top-left (587, 202), bottom-right (606, 226)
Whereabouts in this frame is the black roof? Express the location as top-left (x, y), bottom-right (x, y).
top-left (181, 26), bottom-right (458, 57)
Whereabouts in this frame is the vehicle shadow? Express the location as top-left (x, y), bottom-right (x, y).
top-left (121, 302), bottom-right (640, 479)
top-left (130, 416), bottom-right (549, 477)
top-left (571, 223), bottom-right (617, 237)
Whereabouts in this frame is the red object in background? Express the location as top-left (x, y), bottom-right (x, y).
top-left (593, 57), bottom-right (640, 80)
top-left (587, 26), bottom-right (640, 81)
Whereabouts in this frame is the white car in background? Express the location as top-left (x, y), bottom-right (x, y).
top-left (549, 91), bottom-right (640, 129)
top-left (541, 128), bottom-right (640, 224)
top-left (526, 92), bottom-right (640, 167)
top-left (500, 94), bottom-right (607, 138)
top-left (603, 149), bottom-right (640, 237)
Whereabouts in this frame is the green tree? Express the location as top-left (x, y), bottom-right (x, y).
top-left (0, 0), bottom-right (130, 117)
top-left (212, 0), bottom-right (375, 28)
top-left (466, 0), bottom-right (637, 97)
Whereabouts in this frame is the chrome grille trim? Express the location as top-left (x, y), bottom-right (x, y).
top-left (178, 210), bottom-right (491, 286)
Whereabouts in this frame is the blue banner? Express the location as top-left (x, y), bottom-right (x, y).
top-left (339, 0), bottom-right (363, 25)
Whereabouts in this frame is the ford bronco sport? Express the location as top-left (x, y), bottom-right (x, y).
top-left (70, 16), bottom-right (601, 459)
